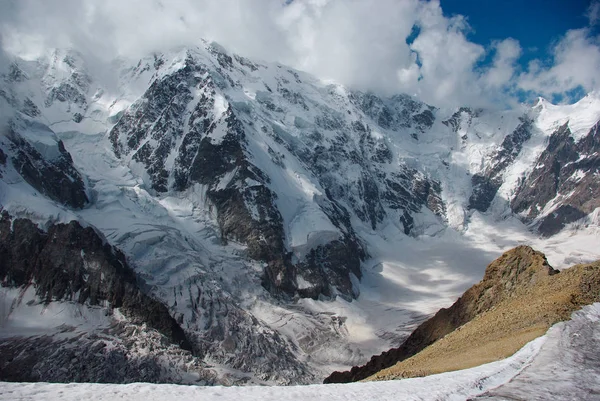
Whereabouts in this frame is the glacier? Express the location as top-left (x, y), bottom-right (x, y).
top-left (1, 303), bottom-right (599, 400)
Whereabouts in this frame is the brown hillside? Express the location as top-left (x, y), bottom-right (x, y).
top-left (324, 246), bottom-right (600, 383)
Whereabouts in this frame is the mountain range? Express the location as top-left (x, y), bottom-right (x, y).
top-left (0, 41), bottom-right (599, 385)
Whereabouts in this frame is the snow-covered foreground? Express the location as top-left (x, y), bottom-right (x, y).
top-left (2, 303), bottom-right (598, 401)
top-left (0, 338), bottom-right (545, 401)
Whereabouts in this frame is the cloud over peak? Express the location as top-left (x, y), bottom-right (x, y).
top-left (1, 0), bottom-right (598, 108)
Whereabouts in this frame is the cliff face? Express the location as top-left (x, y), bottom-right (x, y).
top-left (512, 121), bottom-right (600, 236)
top-left (0, 212), bottom-right (189, 349)
top-left (325, 246), bottom-right (600, 383)
top-left (2, 116), bottom-right (88, 209)
top-left (0, 212), bottom-right (204, 383)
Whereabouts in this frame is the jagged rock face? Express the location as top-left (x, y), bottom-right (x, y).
top-left (365, 257), bottom-right (600, 383)
top-left (349, 93), bottom-right (436, 139)
top-left (107, 47), bottom-right (445, 300)
top-left (0, 148), bottom-right (6, 177)
top-left (42, 50), bottom-right (92, 118)
top-left (469, 117), bottom-right (533, 212)
top-left (3, 116), bottom-right (88, 208)
top-left (167, 270), bottom-right (316, 384)
top-left (108, 52), bottom-right (334, 299)
top-left (0, 212), bottom-right (189, 350)
top-left (512, 122), bottom-right (600, 236)
top-left (324, 246), bottom-right (558, 383)
top-left (1, 58), bottom-right (90, 209)
top-left (442, 107), bottom-right (481, 133)
top-left (0, 213), bottom-right (316, 384)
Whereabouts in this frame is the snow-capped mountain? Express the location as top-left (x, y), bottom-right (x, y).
top-left (0, 42), bottom-right (599, 384)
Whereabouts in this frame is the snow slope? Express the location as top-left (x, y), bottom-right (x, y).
top-left (2, 303), bottom-right (599, 400)
top-left (0, 339), bottom-right (546, 400)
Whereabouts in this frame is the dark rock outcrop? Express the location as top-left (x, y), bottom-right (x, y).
top-left (469, 117), bottom-right (533, 212)
top-left (4, 117), bottom-right (88, 209)
top-left (43, 50), bottom-right (91, 112)
top-left (0, 212), bottom-right (190, 351)
top-left (108, 51), bottom-right (370, 301)
top-left (350, 92), bottom-right (435, 138)
top-left (324, 246), bottom-right (557, 383)
top-left (0, 148), bottom-right (5, 178)
top-left (0, 323), bottom-right (212, 385)
top-left (442, 107), bottom-right (481, 133)
top-left (511, 121), bottom-right (600, 236)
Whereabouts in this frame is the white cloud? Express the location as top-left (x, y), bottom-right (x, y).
top-left (405, 2), bottom-right (487, 106)
top-left (0, 0), bottom-right (598, 108)
top-left (517, 28), bottom-right (600, 101)
top-left (279, 0), bottom-right (420, 95)
top-left (484, 39), bottom-right (521, 89)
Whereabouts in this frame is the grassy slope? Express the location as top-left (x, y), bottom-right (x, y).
top-left (367, 257), bottom-right (600, 381)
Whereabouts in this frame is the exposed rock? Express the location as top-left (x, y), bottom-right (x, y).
top-left (107, 51), bottom-right (373, 300)
top-left (0, 148), bottom-right (5, 178)
top-left (5, 117), bottom-right (88, 209)
top-left (21, 98), bottom-right (40, 118)
top-left (349, 92), bottom-right (435, 136)
top-left (469, 118), bottom-right (533, 212)
top-left (42, 50), bottom-right (91, 112)
top-left (0, 212), bottom-right (190, 350)
top-left (366, 255), bottom-right (600, 382)
top-left (0, 321), bottom-right (216, 385)
top-left (5, 63), bottom-right (27, 83)
top-left (442, 107), bottom-right (480, 132)
top-left (511, 121), bottom-right (600, 236)
top-left (324, 246), bottom-right (562, 383)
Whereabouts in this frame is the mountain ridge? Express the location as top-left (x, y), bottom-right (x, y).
top-left (1, 42), bottom-right (599, 384)
top-left (325, 246), bottom-right (600, 383)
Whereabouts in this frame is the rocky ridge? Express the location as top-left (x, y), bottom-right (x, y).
top-left (325, 246), bottom-right (600, 383)
top-left (512, 121), bottom-right (600, 236)
top-left (0, 211), bottom-right (217, 383)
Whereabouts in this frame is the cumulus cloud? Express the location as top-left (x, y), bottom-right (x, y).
top-left (0, 0), bottom-right (598, 108)
top-left (484, 39), bottom-right (522, 89)
top-left (279, 0), bottom-right (420, 94)
top-left (517, 28), bottom-right (600, 101)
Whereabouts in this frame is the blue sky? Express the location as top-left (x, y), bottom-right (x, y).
top-left (443, 0), bottom-right (596, 65)
top-left (1, 0), bottom-right (599, 108)
top-left (440, 0), bottom-right (599, 103)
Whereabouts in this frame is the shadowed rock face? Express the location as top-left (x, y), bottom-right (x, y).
top-left (324, 246), bottom-right (558, 383)
top-left (5, 119), bottom-right (88, 209)
top-left (0, 212), bottom-right (190, 351)
top-left (469, 118), bottom-right (533, 212)
top-left (511, 122), bottom-right (600, 236)
top-left (0, 212), bottom-right (315, 385)
top-left (108, 54), bottom-right (344, 300)
top-left (0, 148), bottom-right (5, 177)
top-left (106, 50), bottom-right (446, 301)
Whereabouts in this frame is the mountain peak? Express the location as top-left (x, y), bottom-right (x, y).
top-left (533, 96), bottom-right (547, 110)
top-left (481, 245), bottom-right (558, 289)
